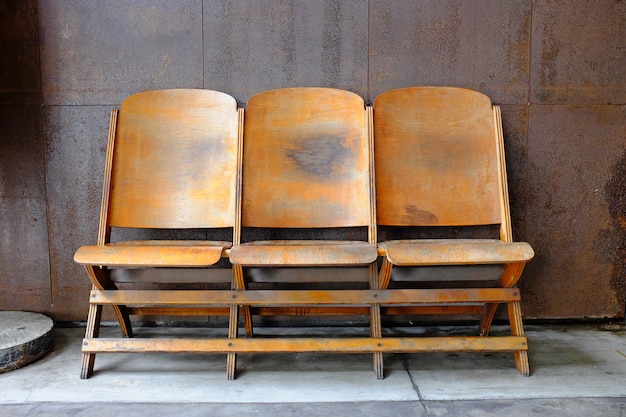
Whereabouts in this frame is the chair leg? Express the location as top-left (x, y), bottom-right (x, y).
top-left (378, 257), bottom-right (393, 291)
top-left (371, 304), bottom-right (384, 379)
top-left (112, 305), bottom-right (133, 338)
top-left (226, 304), bottom-right (239, 380)
top-left (508, 300), bottom-right (530, 376)
top-left (81, 303), bottom-right (102, 379)
top-left (85, 265), bottom-right (133, 337)
top-left (480, 262), bottom-right (527, 336)
top-left (479, 303), bottom-right (498, 336)
top-left (370, 264), bottom-right (384, 379)
top-left (242, 306), bottom-right (253, 338)
top-left (233, 265), bottom-right (253, 338)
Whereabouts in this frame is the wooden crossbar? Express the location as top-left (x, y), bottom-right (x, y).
top-left (77, 87), bottom-right (533, 380)
top-left (126, 305), bottom-right (484, 317)
top-left (90, 288), bottom-right (520, 307)
top-left (82, 336), bottom-right (528, 354)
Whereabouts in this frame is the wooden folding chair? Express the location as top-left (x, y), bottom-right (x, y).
top-left (74, 89), bottom-right (244, 379)
top-left (229, 87), bottom-right (382, 377)
top-left (373, 86), bottom-right (534, 375)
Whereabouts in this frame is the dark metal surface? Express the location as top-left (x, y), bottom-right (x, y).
top-left (368, 0), bottom-right (532, 104)
top-left (0, 104), bottom-right (51, 312)
top-left (38, 0), bottom-right (204, 105)
top-left (0, 0), bottom-right (40, 105)
top-left (530, 0), bottom-right (626, 104)
top-left (523, 105), bottom-right (626, 318)
top-left (0, 0), bottom-right (624, 320)
top-left (204, 0), bottom-right (368, 103)
top-left (43, 105), bottom-right (110, 320)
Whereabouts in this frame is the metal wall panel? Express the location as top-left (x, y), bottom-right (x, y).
top-left (0, 0), bottom-right (40, 105)
top-left (524, 105), bottom-right (626, 318)
top-left (368, 0), bottom-right (532, 103)
top-left (0, 0), bottom-right (49, 314)
top-left (530, 0), bottom-right (626, 104)
top-left (38, 0), bottom-right (204, 105)
top-left (43, 105), bottom-right (111, 320)
top-left (0, 106), bottom-right (51, 312)
top-left (523, 0), bottom-right (626, 318)
top-left (204, 0), bottom-right (368, 103)
top-left (0, 0), bottom-right (623, 320)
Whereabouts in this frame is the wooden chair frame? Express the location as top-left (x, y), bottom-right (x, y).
top-left (75, 86), bottom-right (533, 380)
top-left (74, 89), bottom-right (246, 379)
top-left (373, 86), bottom-right (534, 376)
top-left (228, 87), bottom-right (384, 378)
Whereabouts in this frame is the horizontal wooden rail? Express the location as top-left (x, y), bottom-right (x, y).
top-left (90, 288), bottom-right (520, 307)
top-left (127, 307), bottom-right (231, 316)
top-left (83, 336), bottom-right (527, 354)
top-left (251, 305), bottom-right (485, 316)
top-left (126, 305), bottom-right (484, 317)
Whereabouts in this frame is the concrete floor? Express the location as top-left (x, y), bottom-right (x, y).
top-left (0, 323), bottom-right (625, 416)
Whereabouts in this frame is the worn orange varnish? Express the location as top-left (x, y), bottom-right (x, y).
top-left (74, 86), bottom-right (533, 380)
top-left (374, 87), bottom-right (501, 226)
top-left (374, 87), bottom-right (533, 376)
top-left (109, 89), bottom-right (239, 228)
top-left (241, 87), bottom-right (371, 228)
top-left (73, 89), bottom-right (244, 379)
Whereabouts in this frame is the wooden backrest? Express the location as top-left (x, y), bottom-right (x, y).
top-left (374, 87), bottom-right (508, 233)
top-left (242, 87), bottom-right (373, 230)
top-left (104, 89), bottom-right (240, 231)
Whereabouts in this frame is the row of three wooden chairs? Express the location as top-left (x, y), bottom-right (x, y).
top-left (74, 86), bottom-right (533, 380)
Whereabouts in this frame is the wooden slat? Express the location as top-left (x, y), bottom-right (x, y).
top-left (251, 305), bottom-right (485, 316)
top-left (493, 105), bottom-right (514, 242)
top-left (90, 288), bottom-right (520, 306)
top-left (383, 240), bottom-right (534, 266)
top-left (124, 305), bottom-right (484, 317)
top-left (82, 336), bottom-right (528, 354)
top-left (127, 307), bottom-right (231, 316)
top-left (230, 243), bottom-right (378, 266)
top-left (74, 244), bottom-right (226, 267)
top-left (97, 109), bottom-right (118, 246)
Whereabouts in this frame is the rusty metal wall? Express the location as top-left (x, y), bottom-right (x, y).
top-left (0, 0), bottom-right (624, 321)
top-left (0, 1), bottom-right (51, 313)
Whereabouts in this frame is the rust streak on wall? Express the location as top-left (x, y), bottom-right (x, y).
top-left (605, 149), bottom-right (626, 314)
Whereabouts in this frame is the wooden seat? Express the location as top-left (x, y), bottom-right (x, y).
top-left (73, 89), bottom-right (244, 379)
top-left (373, 86), bottom-right (534, 375)
top-left (229, 87), bottom-right (381, 377)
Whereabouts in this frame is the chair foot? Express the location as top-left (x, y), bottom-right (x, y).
top-left (80, 352), bottom-right (95, 379)
top-left (373, 352), bottom-right (384, 379)
top-left (507, 300), bottom-right (529, 376)
top-left (81, 303), bottom-right (102, 379)
top-left (515, 350), bottom-right (530, 376)
top-left (226, 352), bottom-right (237, 380)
